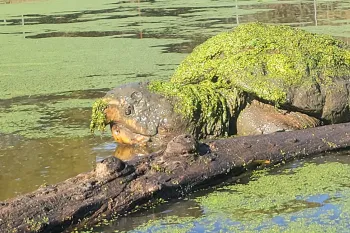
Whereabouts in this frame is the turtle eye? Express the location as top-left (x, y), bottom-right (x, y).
top-left (125, 105), bottom-right (133, 115)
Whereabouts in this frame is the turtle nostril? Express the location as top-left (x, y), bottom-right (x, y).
top-left (125, 105), bottom-right (133, 115)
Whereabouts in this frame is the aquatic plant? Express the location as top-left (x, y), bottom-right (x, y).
top-left (130, 161), bottom-right (350, 233)
top-left (170, 22), bottom-right (350, 103)
top-left (90, 99), bottom-right (109, 133)
top-left (149, 80), bottom-right (246, 138)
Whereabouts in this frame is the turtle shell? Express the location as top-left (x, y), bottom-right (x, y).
top-left (171, 23), bottom-right (350, 123)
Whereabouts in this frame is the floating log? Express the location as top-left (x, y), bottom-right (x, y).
top-left (1, 123), bottom-right (350, 233)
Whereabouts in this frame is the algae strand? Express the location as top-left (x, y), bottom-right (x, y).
top-left (90, 99), bottom-right (109, 133)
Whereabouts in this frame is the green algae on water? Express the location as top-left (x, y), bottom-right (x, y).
top-left (129, 160), bottom-right (350, 233)
top-left (0, 98), bottom-right (94, 139)
top-left (196, 162), bottom-right (350, 231)
top-left (90, 99), bottom-right (109, 133)
top-left (199, 162), bottom-right (350, 216)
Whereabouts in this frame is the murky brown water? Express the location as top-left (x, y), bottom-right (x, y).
top-left (1, 0), bottom-right (350, 205)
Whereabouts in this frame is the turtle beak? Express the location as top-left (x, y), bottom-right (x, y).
top-left (110, 123), bottom-right (150, 146)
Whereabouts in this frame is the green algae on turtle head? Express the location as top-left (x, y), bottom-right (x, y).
top-left (90, 99), bottom-right (109, 133)
top-left (169, 22), bottom-right (350, 105)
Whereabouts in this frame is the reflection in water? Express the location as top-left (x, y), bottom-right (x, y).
top-left (114, 144), bottom-right (152, 161)
top-left (0, 88), bottom-right (108, 109)
top-left (0, 0), bottom-right (350, 203)
top-left (0, 135), bottom-right (113, 200)
top-left (94, 197), bottom-right (204, 232)
top-left (248, 1), bottom-right (346, 27)
top-left (91, 151), bottom-right (350, 232)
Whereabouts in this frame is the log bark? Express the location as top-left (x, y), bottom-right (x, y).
top-left (1, 123), bottom-right (350, 233)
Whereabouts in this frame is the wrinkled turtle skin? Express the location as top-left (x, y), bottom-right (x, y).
top-left (236, 100), bottom-right (321, 136)
top-left (101, 82), bottom-right (188, 148)
top-left (91, 23), bottom-right (350, 148)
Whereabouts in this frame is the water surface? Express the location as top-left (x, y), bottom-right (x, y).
top-left (88, 151), bottom-right (350, 232)
top-left (0, 0), bottom-right (350, 206)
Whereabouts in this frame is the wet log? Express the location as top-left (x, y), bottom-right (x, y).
top-left (1, 123), bottom-right (350, 233)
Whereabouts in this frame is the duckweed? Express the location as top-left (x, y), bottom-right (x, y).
top-left (126, 160), bottom-right (350, 233)
top-left (195, 162), bottom-right (350, 232)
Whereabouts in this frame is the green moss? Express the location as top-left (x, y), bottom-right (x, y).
top-left (149, 23), bottom-right (350, 137)
top-left (165, 22), bottom-right (350, 105)
top-left (90, 99), bottom-right (109, 133)
top-left (149, 80), bottom-right (246, 138)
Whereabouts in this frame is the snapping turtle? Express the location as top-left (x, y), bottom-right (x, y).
top-left (90, 23), bottom-right (350, 148)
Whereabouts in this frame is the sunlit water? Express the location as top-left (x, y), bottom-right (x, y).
top-left (88, 150), bottom-right (350, 232)
top-left (1, 0), bottom-right (350, 231)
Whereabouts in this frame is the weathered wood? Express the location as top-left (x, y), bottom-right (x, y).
top-left (1, 123), bottom-right (350, 233)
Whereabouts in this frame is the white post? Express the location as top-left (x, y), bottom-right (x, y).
top-left (22, 14), bottom-right (25, 38)
top-left (235, 0), bottom-right (239, 25)
top-left (313, 0), bottom-right (318, 26)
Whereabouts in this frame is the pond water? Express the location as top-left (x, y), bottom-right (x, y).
top-left (1, 0), bottom-right (350, 231)
top-left (86, 150), bottom-right (350, 233)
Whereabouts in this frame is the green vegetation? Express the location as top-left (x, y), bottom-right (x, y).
top-left (2, 0), bottom-right (350, 226)
top-left (151, 22), bottom-right (350, 104)
top-left (2, 1), bottom-right (350, 140)
top-left (195, 161), bottom-right (350, 232)
top-left (0, 98), bottom-right (93, 139)
top-left (1, 0), bottom-right (294, 202)
top-left (91, 23), bottom-right (350, 138)
top-left (90, 99), bottom-right (109, 133)
top-left (129, 160), bottom-right (350, 232)
top-left (199, 162), bottom-right (350, 218)
top-left (25, 216), bottom-right (49, 232)
top-left (171, 22), bottom-right (350, 104)
top-left (149, 23), bottom-right (350, 137)
top-left (149, 80), bottom-right (246, 137)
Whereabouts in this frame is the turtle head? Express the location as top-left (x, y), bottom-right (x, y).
top-left (91, 82), bottom-right (187, 147)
